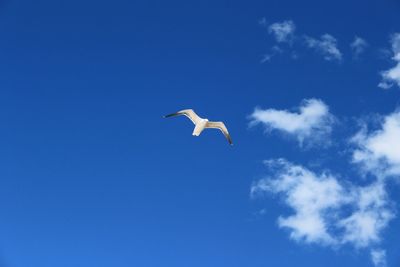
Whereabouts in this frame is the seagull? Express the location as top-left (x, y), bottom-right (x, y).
top-left (164, 109), bottom-right (233, 145)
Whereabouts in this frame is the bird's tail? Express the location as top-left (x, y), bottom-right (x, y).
top-left (192, 124), bottom-right (204, 136)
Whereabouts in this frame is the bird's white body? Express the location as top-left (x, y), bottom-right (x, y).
top-left (192, 119), bottom-right (209, 136)
top-left (164, 109), bottom-right (233, 145)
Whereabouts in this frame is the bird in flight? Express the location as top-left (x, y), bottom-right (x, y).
top-left (164, 109), bottom-right (233, 145)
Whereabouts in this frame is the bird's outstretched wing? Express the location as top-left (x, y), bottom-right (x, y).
top-left (164, 109), bottom-right (202, 125)
top-left (205, 121), bottom-right (233, 145)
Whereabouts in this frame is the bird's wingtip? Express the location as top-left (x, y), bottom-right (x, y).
top-left (164, 113), bottom-right (177, 118)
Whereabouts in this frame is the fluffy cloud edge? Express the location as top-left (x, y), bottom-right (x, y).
top-left (351, 109), bottom-right (400, 179)
top-left (378, 33), bottom-right (400, 89)
top-left (249, 99), bottom-right (335, 148)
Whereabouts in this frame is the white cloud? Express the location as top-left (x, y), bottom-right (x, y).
top-left (350, 36), bottom-right (368, 58)
top-left (251, 159), bottom-right (394, 263)
top-left (258, 17), bottom-right (267, 27)
top-left (260, 46), bottom-right (283, 63)
top-left (379, 33), bottom-right (400, 89)
top-left (379, 56), bottom-right (400, 89)
top-left (352, 110), bottom-right (400, 178)
top-left (268, 20), bottom-right (296, 43)
top-left (371, 249), bottom-right (387, 267)
top-left (338, 182), bottom-right (394, 248)
top-left (390, 33), bottom-right (400, 54)
top-left (260, 54), bottom-right (273, 63)
top-left (305, 34), bottom-right (343, 61)
top-left (249, 99), bottom-right (334, 147)
top-left (251, 159), bottom-right (345, 246)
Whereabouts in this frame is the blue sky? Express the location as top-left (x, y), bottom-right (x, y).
top-left (0, 0), bottom-right (399, 266)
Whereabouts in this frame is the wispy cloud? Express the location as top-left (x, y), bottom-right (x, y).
top-left (338, 182), bottom-right (394, 248)
top-left (371, 249), bottom-right (387, 267)
top-left (260, 46), bottom-right (283, 63)
top-left (259, 19), bottom-right (343, 63)
top-left (304, 34), bottom-right (343, 61)
top-left (258, 17), bottom-right (268, 27)
top-left (378, 33), bottom-right (400, 89)
top-left (249, 99), bottom-right (334, 147)
top-left (267, 20), bottom-right (296, 44)
top-left (350, 36), bottom-right (368, 58)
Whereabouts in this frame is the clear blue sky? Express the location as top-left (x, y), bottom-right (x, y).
top-left (0, 0), bottom-right (399, 266)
